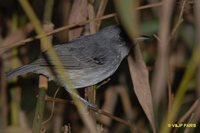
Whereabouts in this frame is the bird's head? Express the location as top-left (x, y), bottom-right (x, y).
top-left (99, 25), bottom-right (132, 58)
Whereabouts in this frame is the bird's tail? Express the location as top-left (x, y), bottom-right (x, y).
top-left (6, 64), bottom-right (37, 79)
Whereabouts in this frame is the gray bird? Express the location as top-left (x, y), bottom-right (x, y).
top-left (7, 25), bottom-right (132, 89)
top-left (7, 25), bottom-right (133, 107)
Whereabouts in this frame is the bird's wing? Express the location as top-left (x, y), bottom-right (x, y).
top-left (32, 42), bottom-right (112, 69)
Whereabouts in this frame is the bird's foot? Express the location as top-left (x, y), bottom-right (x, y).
top-left (79, 96), bottom-right (97, 109)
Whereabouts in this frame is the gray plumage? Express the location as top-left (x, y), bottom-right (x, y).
top-left (7, 25), bottom-right (131, 89)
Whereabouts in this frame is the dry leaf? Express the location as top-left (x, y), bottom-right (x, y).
top-left (128, 44), bottom-right (156, 133)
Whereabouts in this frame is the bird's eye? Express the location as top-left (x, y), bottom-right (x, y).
top-left (119, 31), bottom-right (130, 44)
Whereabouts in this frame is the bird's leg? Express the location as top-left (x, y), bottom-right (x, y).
top-left (64, 86), bottom-right (97, 109)
top-left (78, 95), bottom-right (97, 109)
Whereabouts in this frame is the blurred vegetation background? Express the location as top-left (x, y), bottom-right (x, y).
top-left (0, 0), bottom-right (200, 133)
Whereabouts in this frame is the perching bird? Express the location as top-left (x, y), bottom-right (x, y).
top-left (7, 25), bottom-right (132, 88)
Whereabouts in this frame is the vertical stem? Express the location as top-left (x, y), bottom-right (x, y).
top-left (85, 86), bottom-right (96, 121)
top-left (86, 0), bottom-right (97, 125)
top-left (88, 2), bottom-right (96, 34)
top-left (96, 0), bottom-right (108, 30)
top-left (32, 0), bottom-right (54, 132)
top-left (10, 87), bottom-right (21, 126)
top-left (0, 59), bottom-right (8, 127)
top-left (32, 75), bottom-right (48, 133)
top-left (32, 87), bottom-right (47, 133)
top-left (43, 0), bottom-right (54, 23)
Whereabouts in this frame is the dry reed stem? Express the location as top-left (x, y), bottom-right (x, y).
top-left (160, 1), bottom-right (200, 132)
top-left (67, 1), bottom-right (97, 132)
top-left (167, 0), bottom-right (187, 120)
top-left (0, 59), bottom-right (8, 127)
top-left (33, 28), bottom-right (50, 132)
top-left (68, 0), bottom-right (88, 40)
top-left (151, 0), bottom-right (175, 107)
top-left (88, 2), bottom-right (96, 34)
top-left (96, 0), bottom-right (108, 30)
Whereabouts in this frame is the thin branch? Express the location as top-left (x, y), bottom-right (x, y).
top-left (170, 0), bottom-right (186, 39)
top-left (42, 88), bottom-right (60, 125)
top-left (178, 98), bottom-right (200, 123)
top-left (137, 2), bottom-right (162, 10)
top-left (0, 13), bottom-right (116, 55)
top-left (44, 96), bottom-right (144, 133)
